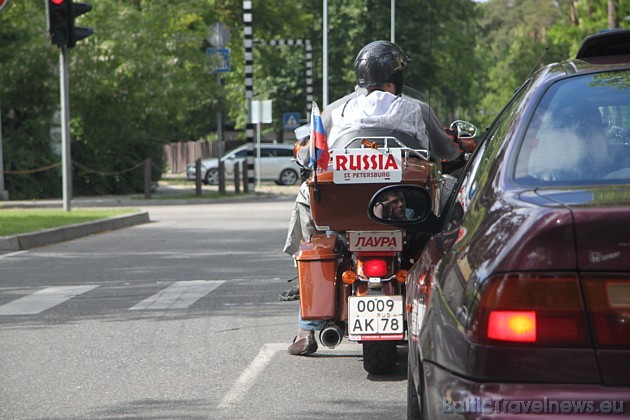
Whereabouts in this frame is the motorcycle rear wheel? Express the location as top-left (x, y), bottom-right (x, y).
top-left (362, 341), bottom-right (397, 374)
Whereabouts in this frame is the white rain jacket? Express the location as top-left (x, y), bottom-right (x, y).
top-left (327, 90), bottom-right (430, 150)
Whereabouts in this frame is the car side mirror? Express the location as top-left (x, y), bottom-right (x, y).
top-left (368, 185), bottom-right (438, 232)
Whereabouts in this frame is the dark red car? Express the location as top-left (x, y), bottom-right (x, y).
top-left (369, 30), bottom-right (630, 419)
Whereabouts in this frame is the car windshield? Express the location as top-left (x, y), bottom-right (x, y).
top-left (514, 69), bottom-right (630, 186)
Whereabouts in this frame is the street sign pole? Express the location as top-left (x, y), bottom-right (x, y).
top-left (60, 45), bottom-right (72, 211)
top-left (208, 22), bottom-right (230, 194)
top-left (256, 118), bottom-right (261, 189)
top-left (0, 102), bottom-right (8, 200)
top-left (322, 0), bottom-right (328, 106)
top-left (250, 100), bottom-right (272, 189)
top-left (216, 74), bottom-right (225, 194)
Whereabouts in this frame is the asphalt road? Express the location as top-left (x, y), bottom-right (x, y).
top-left (0, 197), bottom-right (407, 419)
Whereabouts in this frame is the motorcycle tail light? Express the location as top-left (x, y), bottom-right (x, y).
top-left (362, 259), bottom-right (388, 277)
top-left (469, 273), bottom-right (589, 347)
top-left (582, 275), bottom-right (630, 348)
top-left (342, 271), bottom-right (356, 285)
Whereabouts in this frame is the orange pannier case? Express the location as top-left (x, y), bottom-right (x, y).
top-left (296, 233), bottom-right (339, 320)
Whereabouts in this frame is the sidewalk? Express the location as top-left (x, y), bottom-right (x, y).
top-left (0, 180), bottom-right (300, 252)
top-left (1, 178), bottom-right (300, 209)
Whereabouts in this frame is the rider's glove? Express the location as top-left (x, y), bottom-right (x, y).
top-left (300, 167), bottom-right (312, 181)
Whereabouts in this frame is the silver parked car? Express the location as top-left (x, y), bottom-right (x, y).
top-left (186, 143), bottom-right (301, 186)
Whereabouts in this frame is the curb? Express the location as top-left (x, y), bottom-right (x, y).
top-left (0, 193), bottom-right (294, 209)
top-left (0, 211), bottom-right (151, 252)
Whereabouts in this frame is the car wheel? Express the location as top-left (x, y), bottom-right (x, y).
top-left (362, 341), bottom-right (397, 374)
top-left (204, 168), bottom-right (219, 185)
top-left (278, 169), bottom-right (299, 186)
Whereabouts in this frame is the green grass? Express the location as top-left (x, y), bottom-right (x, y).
top-left (135, 191), bottom-right (257, 201)
top-left (159, 177), bottom-right (192, 186)
top-left (0, 208), bottom-right (140, 237)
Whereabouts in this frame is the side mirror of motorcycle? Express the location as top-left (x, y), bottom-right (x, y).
top-left (368, 185), bottom-right (438, 232)
top-left (450, 120), bottom-right (479, 139)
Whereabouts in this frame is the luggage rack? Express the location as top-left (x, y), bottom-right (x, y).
top-left (331, 136), bottom-right (430, 164)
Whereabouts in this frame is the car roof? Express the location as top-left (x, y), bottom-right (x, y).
top-left (234, 143), bottom-right (293, 148)
top-left (576, 29), bottom-right (630, 59)
top-left (526, 32), bottom-right (630, 89)
top-left (229, 143), bottom-right (293, 152)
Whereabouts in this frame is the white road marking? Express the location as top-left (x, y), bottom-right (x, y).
top-left (218, 343), bottom-right (282, 409)
top-left (129, 280), bottom-right (225, 310)
top-left (217, 342), bottom-right (361, 410)
top-left (0, 250), bottom-right (28, 259)
top-left (0, 285), bottom-right (99, 315)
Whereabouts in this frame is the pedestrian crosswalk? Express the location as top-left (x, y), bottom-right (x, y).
top-left (0, 285), bottom-right (99, 315)
top-left (0, 280), bottom-right (226, 316)
top-left (129, 280), bottom-right (225, 310)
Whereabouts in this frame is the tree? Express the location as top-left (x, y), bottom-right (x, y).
top-left (0, 1), bottom-right (62, 199)
top-left (4, 0), bottom-right (626, 199)
top-left (475, 0), bottom-right (566, 127)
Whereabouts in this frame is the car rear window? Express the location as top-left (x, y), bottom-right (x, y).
top-left (514, 70), bottom-right (630, 186)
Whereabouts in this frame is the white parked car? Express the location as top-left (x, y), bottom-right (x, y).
top-left (186, 143), bottom-right (301, 186)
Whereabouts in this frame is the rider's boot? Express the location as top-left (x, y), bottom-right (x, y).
top-left (288, 328), bottom-right (318, 356)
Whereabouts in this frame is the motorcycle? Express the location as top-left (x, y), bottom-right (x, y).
top-left (294, 88), bottom-right (478, 374)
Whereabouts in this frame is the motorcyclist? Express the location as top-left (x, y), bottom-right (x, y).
top-left (285, 40), bottom-right (467, 356)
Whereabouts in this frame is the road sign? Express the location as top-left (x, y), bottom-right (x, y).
top-left (0, 0), bottom-right (7, 12)
top-left (283, 112), bottom-right (301, 130)
top-left (251, 100), bottom-right (272, 124)
top-left (207, 48), bottom-right (230, 73)
top-left (208, 22), bottom-right (230, 48)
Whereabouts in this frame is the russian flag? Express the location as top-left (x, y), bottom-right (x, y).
top-left (309, 102), bottom-right (330, 170)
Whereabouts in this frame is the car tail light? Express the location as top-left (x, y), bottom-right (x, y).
top-left (487, 311), bottom-right (536, 342)
top-left (361, 259), bottom-right (388, 277)
top-left (469, 273), bottom-right (590, 347)
top-left (582, 275), bottom-right (630, 348)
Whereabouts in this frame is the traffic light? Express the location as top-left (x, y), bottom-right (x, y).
top-left (46, 0), bottom-right (93, 48)
top-left (68, 2), bottom-right (93, 48)
top-left (47, 0), bottom-right (70, 47)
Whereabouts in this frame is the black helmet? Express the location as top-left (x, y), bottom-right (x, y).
top-left (354, 41), bottom-right (410, 90)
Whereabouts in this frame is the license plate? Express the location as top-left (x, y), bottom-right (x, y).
top-left (348, 295), bottom-right (404, 341)
top-left (348, 231), bottom-right (403, 252)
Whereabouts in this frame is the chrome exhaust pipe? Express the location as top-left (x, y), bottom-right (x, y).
top-left (319, 323), bottom-right (344, 348)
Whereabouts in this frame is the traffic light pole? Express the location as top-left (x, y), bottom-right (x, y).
top-left (59, 45), bottom-right (72, 211)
